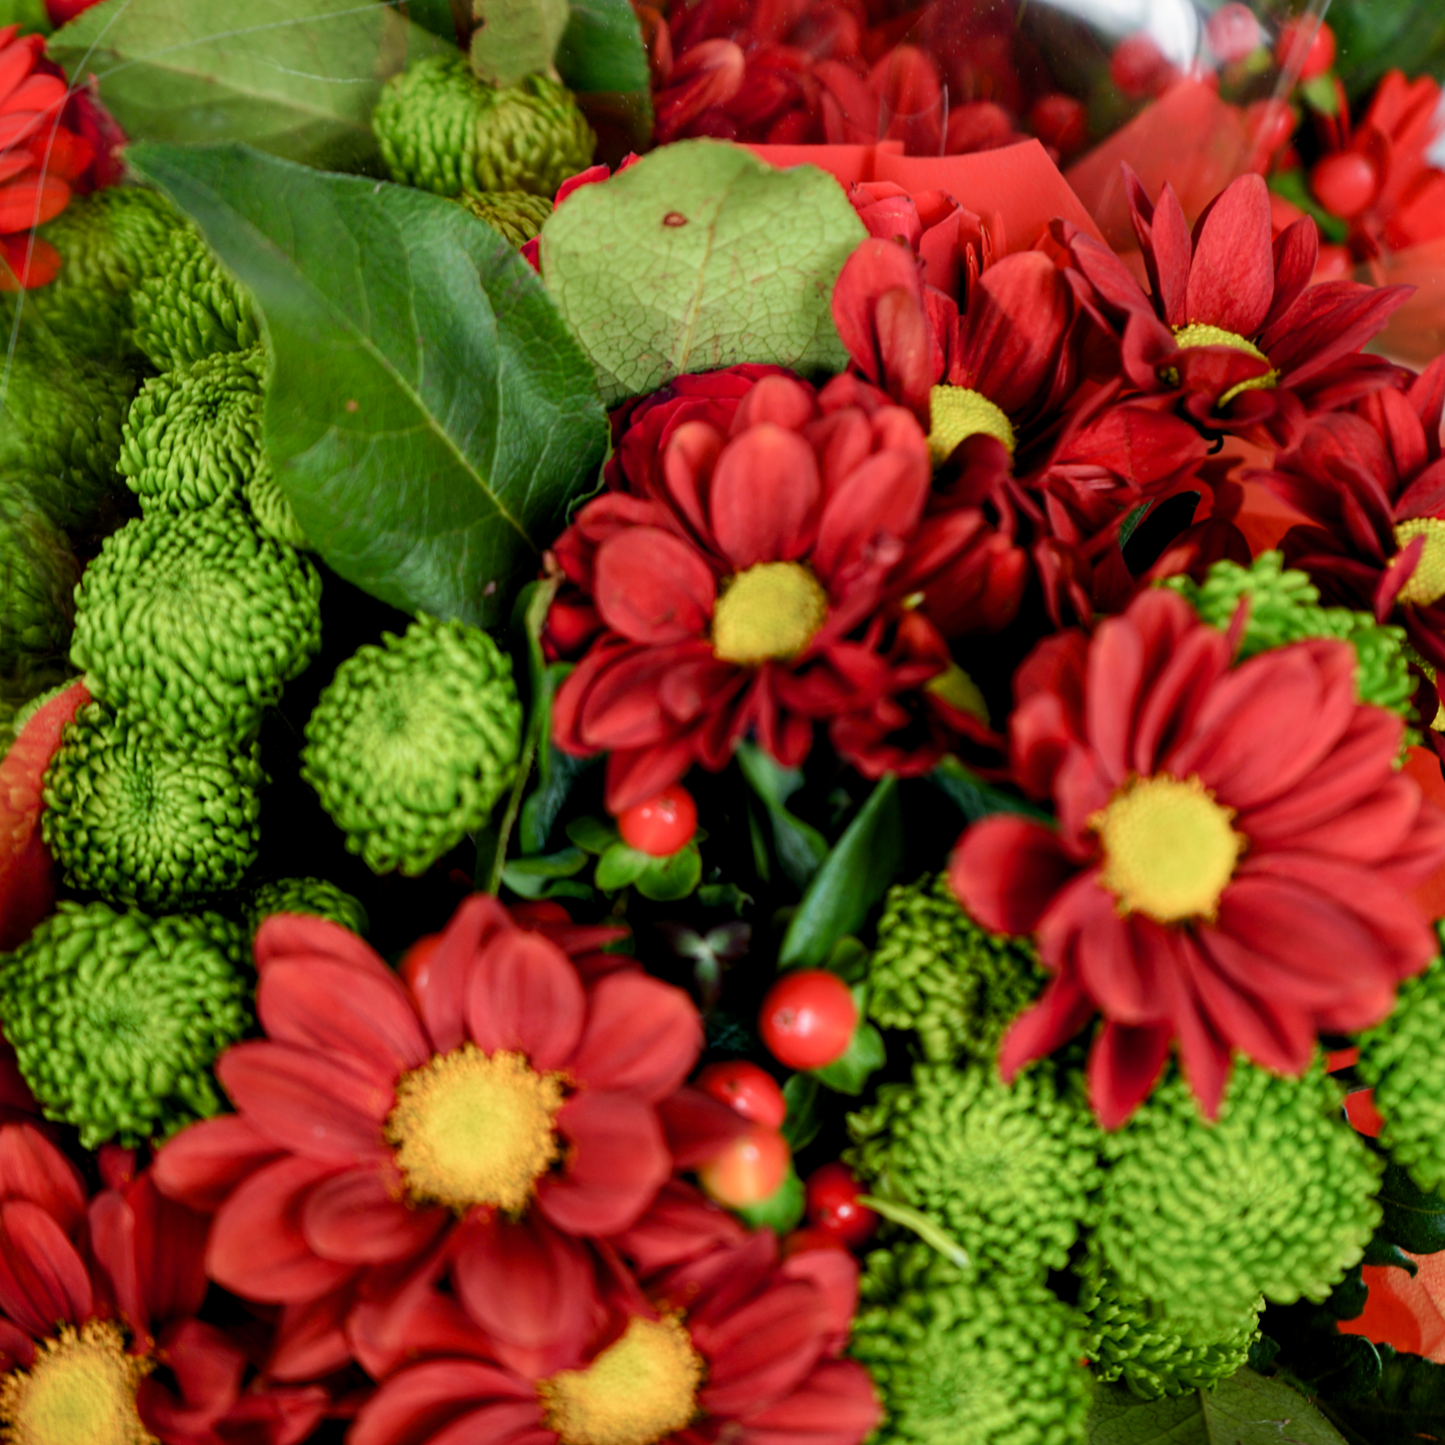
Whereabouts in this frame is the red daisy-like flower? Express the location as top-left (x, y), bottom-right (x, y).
top-left (0, 1123), bottom-right (325, 1445)
top-left (1261, 358), bottom-right (1445, 676)
top-left (153, 897), bottom-right (741, 1376)
top-left (349, 1182), bottom-right (879, 1445)
top-left (950, 586), bottom-right (1445, 1126)
top-left (549, 369), bottom-right (1010, 811)
top-left (1064, 169), bottom-right (1411, 447)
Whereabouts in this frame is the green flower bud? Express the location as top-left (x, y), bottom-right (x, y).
top-left (867, 873), bottom-right (1044, 1063)
top-left (847, 1061), bottom-right (1102, 1278)
top-left (301, 613), bottom-right (522, 875)
top-left (460, 190), bottom-right (554, 246)
top-left (0, 900), bottom-right (251, 1148)
top-left (1096, 1061), bottom-right (1382, 1334)
top-left (0, 481), bottom-right (79, 676)
top-left (247, 876), bottom-right (369, 938)
top-left (374, 54), bottom-right (595, 199)
top-left (851, 1241), bottom-right (1091, 1445)
top-left (132, 224), bottom-right (261, 371)
top-left (70, 507), bottom-right (323, 743)
top-left (41, 702), bottom-right (264, 908)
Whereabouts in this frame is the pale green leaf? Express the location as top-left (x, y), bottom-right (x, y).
top-left (470, 0), bottom-right (569, 87)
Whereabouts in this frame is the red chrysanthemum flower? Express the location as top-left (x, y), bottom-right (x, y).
top-left (1261, 358), bottom-right (1445, 676)
top-left (548, 369), bottom-right (1010, 811)
top-left (0, 1123), bottom-right (326, 1445)
top-left (950, 587), bottom-right (1445, 1126)
top-left (349, 1182), bottom-right (879, 1445)
top-left (1064, 170), bottom-right (1410, 447)
top-left (153, 897), bottom-right (741, 1376)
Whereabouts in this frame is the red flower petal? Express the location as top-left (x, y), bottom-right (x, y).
top-left (465, 927), bottom-right (586, 1073)
top-left (593, 527), bottom-right (715, 643)
top-left (709, 423), bottom-right (821, 569)
top-left (0, 1122), bottom-right (86, 1233)
top-left (1185, 174), bottom-right (1275, 338)
top-left (1087, 1019), bottom-right (1172, 1129)
top-left (137, 1319), bottom-right (245, 1439)
top-left (611, 1179), bottom-right (747, 1277)
top-left (735, 1358), bottom-right (882, 1445)
top-left (0, 1200), bottom-right (91, 1335)
top-left (350, 1361), bottom-right (535, 1445)
top-left (267, 1291), bottom-right (354, 1383)
top-left (566, 971), bottom-right (701, 1101)
top-left (300, 1166), bottom-right (447, 1265)
top-left (696, 1278), bottom-right (832, 1416)
top-left (779, 1247), bottom-right (859, 1357)
top-left (654, 1086), bottom-right (750, 1167)
top-left (0, 175), bottom-right (68, 232)
top-left (152, 1114), bottom-right (284, 1214)
top-left (254, 913), bottom-right (390, 979)
top-left (949, 815), bottom-right (1082, 936)
top-left (408, 894), bottom-right (514, 1057)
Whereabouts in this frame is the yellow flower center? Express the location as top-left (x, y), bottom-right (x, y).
top-left (712, 562), bottom-right (829, 666)
top-left (0, 1322), bottom-right (154, 1445)
top-left (927, 385), bottom-right (1016, 463)
top-left (1168, 323), bottom-right (1279, 407)
top-left (1093, 774), bottom-right (1246, 923)
top-left (384, 1044), bottom-right (566, 1214)
top-left (925, 663), bottom-right (990, 723)
top-left (538, 1315), bottom-right (704, 1445)
top-left (1393, 518), bottom-right (1445, 608)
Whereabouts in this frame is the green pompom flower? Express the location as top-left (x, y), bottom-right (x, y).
top-left (132, 225), bottom-right (261, 371)
top-left (1358, 951), bottom-right (1445, 1192)
top-left (0, 901), bottom-right (250, 1148)
top-left (247, 877), bottom-right (369, 938)
top-left (1096, 1061), bottom-right (1382, 1334)
top-left (70, 507), bottom-right (322, 743)
top-left (461, 190), bottom-right (554, 245)
top-left (374, 54), bottom-right (595, 199)
top-left (851, 1241), bottom-right (1091, 1445)
top-left (243, 459), bottom-right (309, 549)
top-left (847, 1062), bottom-right (1102, 1277)
top-left (41, 703), bottom-right (263, 908)
top-left (0, 482), bottom-right (79, 677)
top-left (867, 873), bottom-right (1043, 1063)
top-left (120, 349), bottom-right (267, 514)
top-left (301, 614), bottom-right (522, 875)
top-left (1077, 1249), bottom-right (1259, 1400)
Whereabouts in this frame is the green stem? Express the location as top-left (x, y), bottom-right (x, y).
top-left (484, 718), bottom-right (537, 895)
top-left (858, 1196), bottom-right (971, 1269)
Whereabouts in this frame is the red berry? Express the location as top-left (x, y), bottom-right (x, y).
top-left (781, 1226), bottom-right (852, 1257)
top-left (805, 1162), bottom-right (878, 1249)
top-left (698, 1126), bottom-right (791, 1206)
top-left (1206, 3), bottom-right (1262, 63)
top-left (398, 933), bottom-right (442, 992)
top-left (1110, 32), bottom-right (1174, 100)
top-left (1312, 151), bottom-right (1378, 218)
top-left (1027, 93), bottom-right (1087, 157)
top-left (1244, 98), bottom-right (1295, 164)
top-left (696, 1060), bottom-right (788, 1129)
top-left (759, 970), bottom-right (857, 1071)
top-left (1276, 20), bottom-right (1335, 82)
top-left (616, 784), bottom-right (697, 856)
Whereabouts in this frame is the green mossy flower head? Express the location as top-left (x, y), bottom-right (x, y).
top-left (70, 507), bottom-right (323, 744)
top-left (120, 348), bottom-right (267, 515)
top-left (132, 224), bottom-right (261, 372)
top-left (461, 190), bottom-right (554, 246)
top-left (374, 54), bottom-right (595, 199)
top-left (1077, 1248), bottom-right (1259, 1400)
top-left (1096, 1060), bottom-right (1382, 1334)
top-left (244, 458), bottom-right (309, 549)
top-left (0, 482), bottom-right (79, 675)
top-left (247, 877), bottom-right (369, 938)
top-left (0, 901), bottom-right (251, 1148)
top-left (301, 613), bottom-right (522, 876)
top-left (846, 1061), bottom-right (1102, 1277)
top-left (867, 873), bottom-right (1044, 1063)
top-left (1358, 950), bottom-right (1445, 1192)
top-left (851, 1241), bottom-right (1091, 1445)
top-left (41, 702), bottom-right (264, 909)
top-left (1165, 552), bottom-right (1414, 718)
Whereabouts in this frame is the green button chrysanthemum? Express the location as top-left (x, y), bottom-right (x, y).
top-left (461, 190), bottom-right (554, 246)
top-left (0, 481), bottom-right (79, 677)
top-left (243, 458), bottom-right (309, 549)
top-left (41, 702), bottom-right (264, 909)
top-left (867, 873), bottom-right (1044, 1064)
top-left (0, 901), bottom-right (251, 1148)
top-left (373, 54), bottom-right (595, 199)
top-left (301, 614), bottom-right (522, 876)
top-left (132, 224), bottom-right (261, 371)
top-left (70, 507), bottom-right (323, 743)
top-left (847, 1061), bottom-right (1102, 1277)
top-left (851, 1241), bottom-right (1092, 1445)
top-left (246, 876), bottom-right (369, 938)
top-left (1096, 1061), bottom-right (1382, 1334)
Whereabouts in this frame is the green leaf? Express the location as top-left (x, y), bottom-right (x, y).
top-left (556, 0), bottom-right (650, 94)
top-left (735, 1168), bottom-right (805, 1234)
top-left (781, 1073), bottom-right (822, 1152)
top-left (502, 846), bottom-right (587, 879)
top-left (1377, 1163), bottom-right (1445, 1256)
top-left (931, 755), bottom-right (1052, 824)
top-left (595, 840), bottom-right (652, 891)
top-left (519, 740), bottom-right (592, 854)
top-left (540, 140), bottom-right (866, 406)
top-left (1325, 1344), bottom-right (1445, 1443)
top-left (779, 777), bottom-right (903, 970)
top-left (1362, 1236), bottom-right (1419, 1275)
top-left (1087, 1369), bottom-right (1348, 1445)
top-left (0, 0), bottom-right (48, 36)
top-left (635, 843), bottom-right (703, 902)
top-left (566, 815), bottom-right (619, 854)
top-left (470, 0), bottom-right (570, 87)
top-left (811, 1017), bottom-right (885, 1096)
top-left (52, 0), bottom-right (445, 171)
top-left (405, 0), bottom-right (461, 42)
top-left (737, 742), bottom-right (828, 892)
top-left (127, 143), bottom-right (608, 630)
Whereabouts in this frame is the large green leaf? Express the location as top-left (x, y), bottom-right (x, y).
top-left (556, 0), bottom-right (650, 94)
top-left (1088, 1371), bottom-right (1348, 1445)
top-left (470, 0), bottom-right (570, 87)
top-left (127, 143), bottom-right (608, 630)
top-left (540, 140), bottom-right (865, 406)
top-left (51, 0), bottom-right (445, 171)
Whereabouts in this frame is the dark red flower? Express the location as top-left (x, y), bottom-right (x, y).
top-left (548, 369), bottom-right (1011, 811)
top-left (1064, 169), bottom-right (1411, 447)
top-left (951, 587), bottom-right (1445, 1126)
top-left (153, 898), bottom-right (741, 1376)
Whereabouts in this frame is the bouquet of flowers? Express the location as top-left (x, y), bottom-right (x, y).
top-left (4, 0), bottom-right (1445, 1442)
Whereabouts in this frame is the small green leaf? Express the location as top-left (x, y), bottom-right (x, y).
top-left (737, 742), bottom-right (829, 892)
top-left (0, 0), bottom-right (47, 35)
top-left (1327, 1345), bottom-right (1445, 1442)
top-left (781, 1073), bottom-right (821, 1152)
top-left (635, 843), bottom-right (703, 902)
top-left (556, 0), bottom-right (650, 94)
top-left (567, 815), bottom-right (619, 854)
top-left (471, 0), bottom-right (570, 87)
top-left (1299, 72), bottom-right (1340, 116)
top-left (595, 841), bottom-right (652, 891)
top-left (1378, 1163), bottom-right (1445, 1256)
top-left (931, 755), bottom-right (1052, 824)
top-left (735, 1168), bottom-right (805, 1234)
top-left (127, 144), bottom-right (608, 631)
top-left (698, 882), bottom-right (752, 914)
top-left (540, 140), bottom-right (866, 406)
top-left (1362, 1236), bottom-right (1419, 1275)
top-left (502, 846), bottom-right (587, 880)
top-left (1118, 501), bottom-right (1152, 549)
top-left (779, 777), bottom-right (903, 970)
top-left (811, 1018), bottom-right (885, 1096)
top-left (406, 0), bottom-right (461, 42)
